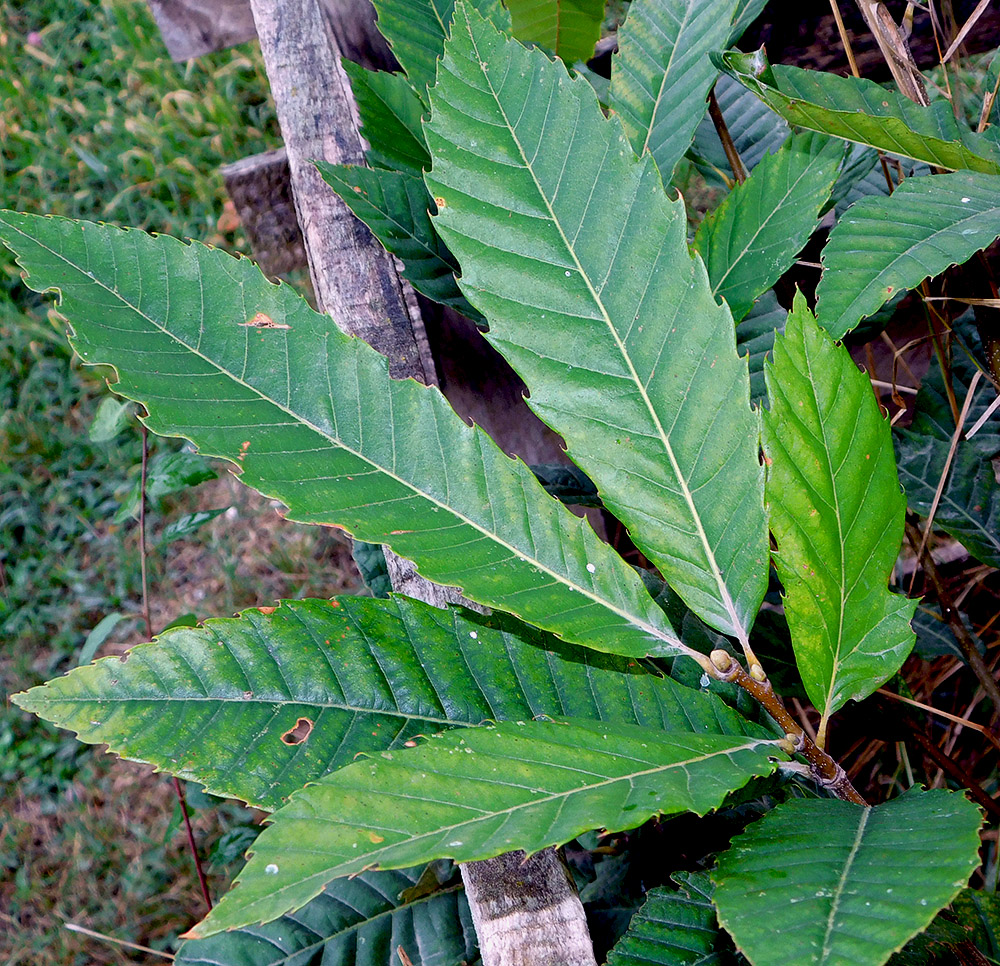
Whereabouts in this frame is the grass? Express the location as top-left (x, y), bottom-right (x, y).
top-left (1, 1), bottom-right (361, 960)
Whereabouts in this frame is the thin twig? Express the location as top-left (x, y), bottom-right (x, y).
top-left (909, 369), bottom-right (982, 591)
top-left (877, 688), bottom-right (1000, 752)
top-left (64, 923), bottom-right (174, 960)
top-left (906, 725), bottom-right (1000, 821)
top-left (941, 0), bottom-right (991, 63)
top-left (827, 0), bottom-right (861, 77)
top-left (707, 87), bottom-right (747, 185)
top-left (139, 426), bottom-right (214, 913)
top-left (905, 519), bottom-right (1000, 722)
top-left (139, 424), bottom-right (153, 640)
top-left (173, 776), bottom-right (214, 912)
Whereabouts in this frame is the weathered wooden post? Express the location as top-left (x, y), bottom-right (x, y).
top-left (240, 0), bottom-right (599, 962)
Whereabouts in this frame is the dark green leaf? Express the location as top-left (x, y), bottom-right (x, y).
top-left (910, 604), bottom-right (983, 660)
top-left (606, 871), bottom-right (738, 965)
top-left (762, 295), bottom-right (916, 720)
top-left (371, 0), bottom-right (510, 98)
top-left (0, 210), bottom-right (681, 660)
top-left (175, 865), bottom-right (477, 966)
top-left (530, 463), bottom-right (600, 506)
top-left (14, 596), bottom-right (763, 811)
top-left (188, 718), bottom-right (785, 936)
top-left (717, 49), bottom-right (1000, 175)
top-left (316, 163), bottom-right (483, 323)
top-left (426, 5), bottom-right (769, 647)
top-left (342, 61), bottom-right (430, 176)
top-left (817, 172), bottom-right (1000, 339)
top-left (727, 0), bottom-right (767, 45)
top-left (609, 0), bottom-right (739, 182)
top-left (713, 789), bottom-right (984, 966)
top-left (507, 0), bottom-right (604, 62)
top-left (688, 74), bottom-right (790, 185)
top-left (737, 289), bottom-right (784, 405)
top-left (351, 540), bottom-right (392, 598)
top-left (694, 132), bottom-right (842, 322)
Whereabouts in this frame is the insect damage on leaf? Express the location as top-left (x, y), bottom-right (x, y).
top-left (239, 312), bottom-right (290, 329)
top-left (281, 717), bottom-right (314, 745)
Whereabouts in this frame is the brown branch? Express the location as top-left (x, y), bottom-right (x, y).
top-left (905, 519), bottom-right (1000, 723)
top-left (708, 650), bottom-right (869, 806)
top-left (707, 87), bottom-right (747, 185)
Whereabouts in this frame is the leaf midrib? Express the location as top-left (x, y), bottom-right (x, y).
top-left (230, 735), bottom-right (779, 921)
top-left (820, 806), bottom-right (871, 963)
top-left (463, 16), bottom-right (748, 646)
top-left (5, 218), bottom-right (682, 656)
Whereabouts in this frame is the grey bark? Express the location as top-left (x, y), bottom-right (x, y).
top-left (220, 148), bottom-right (306, 276)
top-left (246, 1), bottom-right (597, 963)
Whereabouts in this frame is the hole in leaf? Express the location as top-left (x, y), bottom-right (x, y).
top-left (281, 717), bottom-right (314, 745)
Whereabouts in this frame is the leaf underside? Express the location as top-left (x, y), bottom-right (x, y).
top-left (609, 0), bottom-right (739, 184)
top-left (694, 132), bottom-right (842, 323)
top-left (712, 789), bottom-right (984, 966)
top-left (317, 162), bottom-right (484, 324)
top-left (189, 718), bottom-right (784, 937)
top-left (0, 210), bottom-right (681, 660)
top-left (14, 596), bottom-right (763, 812)
top-left (175, 865), bottom-right (477, 966)
top-left (425, 5), bottom-right (769, 643)
top-left (718, 49), bottom-right (1000, 175)
top-left (762, 295), bottom-right (915, 716)
top-left (817, 172), bottom-right (1000, 339)
top-left (606, 871), bottom-right (731, 966)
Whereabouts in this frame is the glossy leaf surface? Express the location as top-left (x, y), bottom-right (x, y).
top-left (506, 0), bottom-right (604, 62)
top-left (713, 789), bottom-right (984, 966)
top-left (718, 49), bottom-right (1000, 175)
top-left (694, 133), bottom-right (842, 322)
top-left (14, 596), bottom-right (762, 811)
top-left (0, 211), bottom-right (682, 660)
top-left (189, 719), bottom-right (784, 937)
top-left (316, 162), bottom-right (483, 323)
top-left (817, 172), bottom-right (1000, 339)
top-left (175, 865), bottom-right (477, 966)
top-left (425, 6), bottom-right (769, 645)
top-left (342, 61), bottom-right (430, 176)
top-left (762, 296), bottom-right (915, 717)
top-left (609, 0), bottom-right (739, 183)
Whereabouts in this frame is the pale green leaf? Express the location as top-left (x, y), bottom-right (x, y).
top-left (342, 61), bottom-right (430, 176)
top-left (507, 0), bottom-right (604, 62)
top-left (371, 0), bottom-right (510, 97)
top-left (13, 596), bottom-right (763, 811)
top-left (425, 5), bottom-right (769, 645)
top-left (88, 396), bottom-right (134, 442)
top-left (158, 507), bottom-right (227, 546)
top-left (713, 789), bottom-right (984, 966)
top-left (316, 163), bottom-right (483, 323)
top-left (0, 210), bottom-right (682, 660)
top-left (817, 172), bottom-right (1000, 339)
top-left (606, 871), bottom-right (735, 965)
top-left (175, 865), bottom-right (477, 966)
top-left (187, 719), bottom-right (785, 937)
top-left (609, 0), bottom-right (740, 183)
top-left (688, 74), bottom-right (790, 185)
top-left (717, 49), bottom-right (1000, 175)
top-left (762, 294), bottom-right (916, 718)
top-left (694, 133), bottom-right (843, 322)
